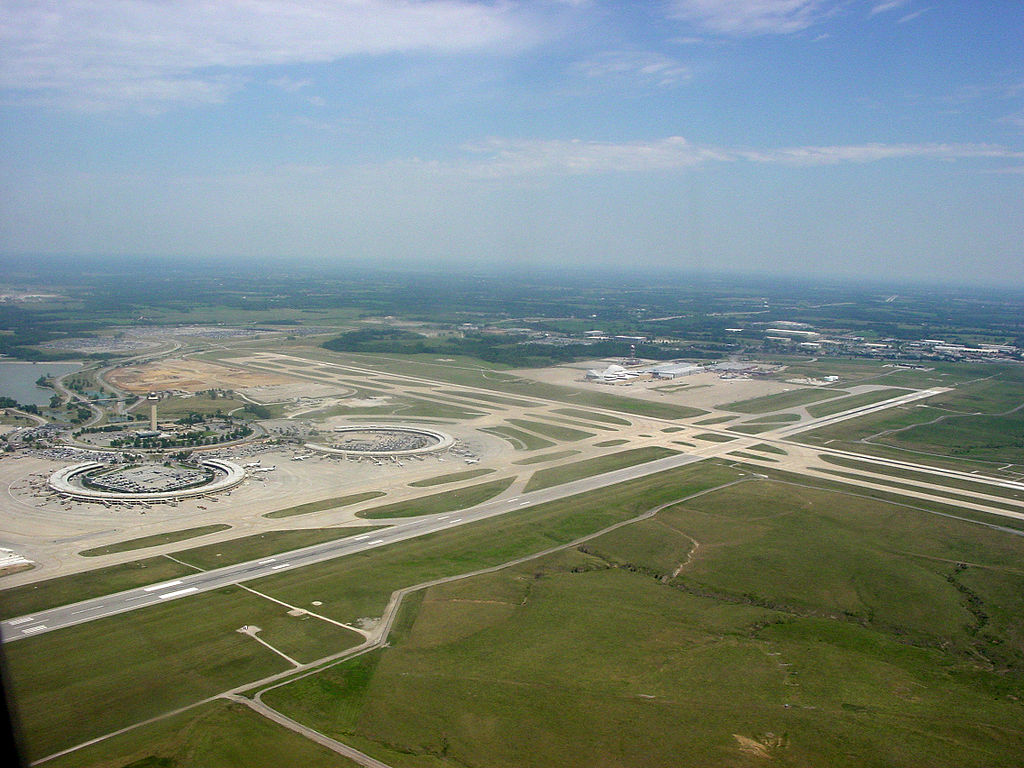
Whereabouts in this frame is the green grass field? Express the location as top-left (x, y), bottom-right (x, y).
top-left (506, 418), bottom-right (596, 442)
top-left (4, 586), bottom-right (364, 761)
top-left (358, 477), bottom-right (516, 519)
top-left (0, 558), bottom-right (196, 620)
top-left (512, 449), bottom-right (581, 465)
top-left (43, 700), bottom-right (360, 768)
top-left (594, 438), bottom-right (629, 447)
top-left (291, 347), bottom-right (707, 419)
top-left (480, 425), bottom-right (555, 450)
top-left (263, 491), bottom-right (386, 518)
top-left (437, 389), bottom-right (535, 407)
top-left (804, 387), bottom-right (912, 418)
top-left (720, 387), bottom-right (849, 414)
top-left (409, 468), bottom-right (496, 486)
top-left (817, 454), bottom-right (1024, 501)
top-left (79, 524), bottom-right (232, 556)
top-left (551, 407), bottom-right (632, 425)
top-left (795, 369), bottom-right (1024, 469)
top-left (171, 527), bottom-right (382, 570)
top-left (693, 432), bottom-right (737, 442)
top-left (261, 477), bottom-right (1024, 768)
top-left (524, 446), bottom-right (679, 492)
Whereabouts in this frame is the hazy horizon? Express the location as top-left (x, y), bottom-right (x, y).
top-left (2, 1), bottom-right (1022, 286)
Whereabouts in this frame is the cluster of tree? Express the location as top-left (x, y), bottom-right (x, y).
top-left (322, 328), bottom-right (721, 368)
top-left (108, 424), bottom-right (252, 449)
top-left (0, 396), bottom-right (40, 414)
top-left (242, 403), bottom-right (272, 419)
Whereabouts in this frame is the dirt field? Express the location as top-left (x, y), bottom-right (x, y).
top-left (107, 359), bottom-right (299, 394)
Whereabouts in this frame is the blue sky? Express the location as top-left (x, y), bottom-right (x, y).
top-left (1, 1), bottom-right (1022, 285)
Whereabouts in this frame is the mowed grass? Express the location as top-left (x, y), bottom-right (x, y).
top-left (409, 468), bottom-right (496, 487)
top-left (43, 700), bottom-right (359, 768)
top-left (263, 478), bottom-right (1024, 768)
top-left (295, 348), bottom-right (707, 419)
top-left (795, 370), bottom-right (1024, 468)
top-left (247, 462), bottom-right (744, 629)
top-left (79, 524), bottom-right (232, 556)
top-left (358, 477), bottom-right (516, 519)
top-left (171, 527), bottom-right (383, 570)
top-left (524, 447), bottom-right (679, 491)
top-left (480, 425), bottom-right (555, 450)
top-left (805, 387), bottom-right (913, 418)
top-left (507, 418), bottom-right (596, 441)
top-left (438, 389), bottom-right (535, 407)
top-left (720, 387), bottom-right (849, 414)
top-left (512, 449), bottom-right (581, 465)
top-left (693, 432), bottom-right (737, 442)
top-left (552, 407), bottom-right (631, 425)
top-left (819, 454), bottom-right (1024, 502)
top-left (0, 558), bottom-right (195, 620)
top-left (263, 490), bottom-right (386, 518)
top-left (4, 586), bottom-right (364, 761)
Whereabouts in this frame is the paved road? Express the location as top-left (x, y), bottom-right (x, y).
top-left (1, 450), bottom-right (707, 642)
top-left (7, 386), bottom-right (1021, 643)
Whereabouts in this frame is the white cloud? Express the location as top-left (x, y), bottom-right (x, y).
top-left (735, 142), bottom-right (1024, 165)
top-left (451, 136), bottom-right (1024, 177)
top-left (573, 51), bottom-right (691, 87)
top-left (870, 0), bottom-right (911, 15)
top-left (898, 8), bottom-right (929, 23)
top-left (457, 136), bottom-right (730, 177)
top-left (269, 76), bottom-right (311, 93)
top-left (668, 0), bottom-right (828, 36)
top-left (0, 0), bottom-right (536, 111)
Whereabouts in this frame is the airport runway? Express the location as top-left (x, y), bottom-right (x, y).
top-left (1, 450), bottom-right (708, 642)
top-left (7, 386), bottom-right (1021, 643)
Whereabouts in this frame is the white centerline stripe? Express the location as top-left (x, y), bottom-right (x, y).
top-left (71, 605), bottom-right (103, 615)
top-left (158, 587), bottom-right (198, 600)
top-left (144, 580), bottom-right (183, 592)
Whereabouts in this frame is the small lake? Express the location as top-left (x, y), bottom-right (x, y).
top-left (0, 361), bottom-right (83, 406)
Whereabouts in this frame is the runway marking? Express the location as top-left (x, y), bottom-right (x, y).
top-left (353, 534), bottom-right (370, 540)
top-left (158, 587), bottom-right (198, 600)
top-left (369, 539), bottom-right (385, 545)
top-left (125, 595), bottom-right (148, 602)
top-left (270, 563), bottom-right (290, 570)
top-left (450, 518), bottom-right (462, 523)
top-left (21, 625), bottom-right (47, 635)
top-left (257, 558), bottom-right (276, 564)
top-left (71, 605), bottom-right (103, 615)
top-left (144, 580), bottom-right (183, 592)
top-left (518, 501), bottom-right (530, 506)
top-left (8, 616), bottom-right (34, 625)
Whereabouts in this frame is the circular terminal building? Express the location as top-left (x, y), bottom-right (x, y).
top-left (305, 425), bottom-right (454, 458)
top-left (49, 459), bottom-right (245, 503)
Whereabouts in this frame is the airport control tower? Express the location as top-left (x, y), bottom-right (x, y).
top-left (147, 392), bottom-right (159, 431)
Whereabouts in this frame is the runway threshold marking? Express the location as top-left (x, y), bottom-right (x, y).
top-left (159, 587), bottom-right (198, 600)
top-left (8, 616), bottom-right (34, 625)
top-left (21, 626), bottom-right (48, 635)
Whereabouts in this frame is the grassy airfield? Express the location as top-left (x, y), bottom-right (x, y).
top-left (3, 342), bottom-right (1024, 766)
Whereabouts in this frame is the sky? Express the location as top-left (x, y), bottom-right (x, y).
top-left (1, 0), bottom-right (1022, 286)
